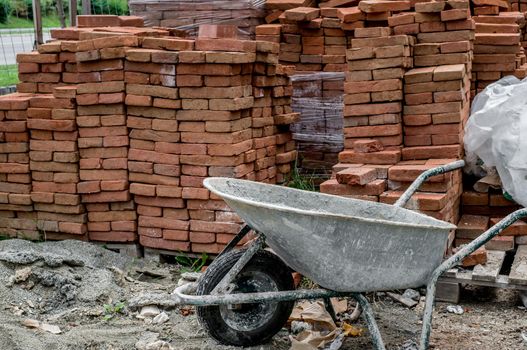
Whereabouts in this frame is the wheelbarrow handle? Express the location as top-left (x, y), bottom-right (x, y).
top-left (394, 160), bottom-right (466, 208)
top-left (419, 207), bottom-right (527, 350)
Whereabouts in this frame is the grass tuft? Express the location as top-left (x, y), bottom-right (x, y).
top-left (0, 64), bottom-right (18, 87)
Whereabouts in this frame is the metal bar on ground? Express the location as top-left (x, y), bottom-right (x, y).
top-left (173, 283), bottom-right (350, 306)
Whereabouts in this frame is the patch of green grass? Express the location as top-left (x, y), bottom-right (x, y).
top-left (286, 163), bottom-right (317, 192)
top-left (0, 65), bottom-right (18, 87)
top-left (103, 301), bottom-right (126, 321)
top-left (175, 252), bottom-right (208, 273)
top-left (0, 14), bottom-right (65, 28)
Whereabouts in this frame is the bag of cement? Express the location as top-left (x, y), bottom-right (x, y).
top-left (464, 75), bottom-right (527, 207)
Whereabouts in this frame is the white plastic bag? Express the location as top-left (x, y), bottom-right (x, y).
top-left (464, 75), bottom-right (527, 207)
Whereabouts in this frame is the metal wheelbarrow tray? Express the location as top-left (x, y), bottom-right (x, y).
top-left (173, 160), bottom-right (527, 350)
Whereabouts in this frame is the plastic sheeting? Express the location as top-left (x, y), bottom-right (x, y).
top-left (464, 76), bottom-right (527, 207)
top-left (290, 72), bottom-right (345, 172)
top-left (290, 72), bottom-right (345, 150)
top-left (128, 0), bottom-right (265, 37)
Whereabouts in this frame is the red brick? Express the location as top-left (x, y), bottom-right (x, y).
top-left (140, 235), bottom-right (190, 251)
top-left (320, 179), bottom-right (386, 196)
top-left (461, 247), bottom-right (487, 267)
top-left (336, 167), bottom-right (378, 185)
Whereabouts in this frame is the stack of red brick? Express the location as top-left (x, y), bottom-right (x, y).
top-left (472, 11), bottom-right (527, 93)
top-left (341, 29), bottom-right (412, 165)
top-left (256, 6), bottom-right (348, 72)
top-left (28, 89), bottom-right (88, 240)
top-left (0, 22), bottom-right (297, 255)
top-left (0, 94), bottom-right (36, 239)
top-left (313, 2), bottom-right (471, 228)
top-left (65, 35), bottom-right (138, 244)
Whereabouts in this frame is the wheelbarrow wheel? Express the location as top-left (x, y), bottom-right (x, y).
top-left (196, 249), bottom-right (295, 346)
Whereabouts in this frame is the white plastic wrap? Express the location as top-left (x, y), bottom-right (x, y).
top-left (290, 72), bottom-right (345, 173)
top-left (464, 75), bottom-right (527, 206)
top-left (128, 0), bottom-right (265, 37)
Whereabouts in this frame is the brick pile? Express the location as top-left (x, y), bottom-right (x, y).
top-left (317, 2), bottom-right (467, 228)
top-left (256, 6), bottom-right (348, 72)
top-left (72, 36), bottom-right (139, 243)
top-left (123, 42), bottom-right (184, 251)
top-left (340, 30), bottom-right (413, 165)
top-left (473, 12), bottom-right (527, 93)
top-left (2, 21), bottom-right (297, 253)
top-left (402, 64), bottom-right (469, 160)
top-left (129, 0), bottom-right (265, 37)
top-left (0, 93), bottom-right (37, 239)
top-left (28, 88), bottom-right (88, 240)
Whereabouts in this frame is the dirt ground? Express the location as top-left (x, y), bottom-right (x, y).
top-left (0, 239), bottom-right (525, 350)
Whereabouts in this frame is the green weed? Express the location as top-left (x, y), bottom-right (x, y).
top-left (103, 301), bottom-right (126, 321)
top-left (286, 162), bottom-right (316, 192)
top-left (175, 252), bottom-right (208, 273)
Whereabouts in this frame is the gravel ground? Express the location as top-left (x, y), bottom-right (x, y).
top-left (0, 239), bottom-right (525, 350)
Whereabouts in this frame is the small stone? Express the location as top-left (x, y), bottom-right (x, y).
top-left (446, 305), bottom-right (464, 314)
top-left (140, 305), bottom-right (161, 318)
top-left (153, 312), bottom-right (169, 324)
top-left (181, 272), bottom-right (202, 281)
top-left (402, 289), bottom-right (420, 301)
top-left (14, 267), bottom-right (32, 283)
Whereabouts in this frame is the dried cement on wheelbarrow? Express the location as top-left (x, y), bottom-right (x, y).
top-left (0, 239), bottom-right (525, 350)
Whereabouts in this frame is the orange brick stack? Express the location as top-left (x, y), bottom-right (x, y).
top-left (387, 0), bottom-right (474, 161)
top-left (28, 88), bottom-right (88, 240)
top-left (73, 37), bottom-right (139, 243)
top-left (457, 188), bottom-right (527, 248)
top-left (16, 44), bottom-right (64, 94)
top-left (402, 64), bottom-right (469, 160)
top-left (252, 41), bottom-right (298, 184)
top-left (472, 12), bottom-right (527, 93)
top-left (340, 31), bottom-right (413, 165)
top-left (256, 6), bottom-right (348, 72)
top-left (1, 20), bottom-right (298, 252)
top-left (123, 44), bottom-right (184, 251)
top-left (0, 93), bottom-right (36, 239)
top-left (318, 1), bottom-right (466, 229)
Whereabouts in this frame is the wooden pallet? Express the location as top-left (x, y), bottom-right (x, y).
top-left (437, 247), bottom-right (527, 303)
top-left (143, 247), bottom-right (212, 263)
top-left (95, 242), bottom-right (143, 258)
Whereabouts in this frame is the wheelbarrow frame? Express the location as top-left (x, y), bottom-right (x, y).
top-left (173, 160), bottom-right (527, 350)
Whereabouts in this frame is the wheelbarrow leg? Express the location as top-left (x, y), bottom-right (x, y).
top-left (323, 298), bottom-right (338, 324)
top-left (419, 208), bottom-right (527, 350)
top-left (211, 234), bottom-right (265, 295)
top-left (352, 293), bottom-right (386, 350)
top-left (215, 224), bottom-right (252, 260)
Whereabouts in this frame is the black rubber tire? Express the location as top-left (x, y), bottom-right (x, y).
top-left (196, 249), bottom-right (295, 346)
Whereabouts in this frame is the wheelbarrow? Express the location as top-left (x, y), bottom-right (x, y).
top-left (173, 160), bottom-right (527, 349)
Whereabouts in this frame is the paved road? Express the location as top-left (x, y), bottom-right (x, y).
top-left (0, 28), bottom-right (52, 65)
